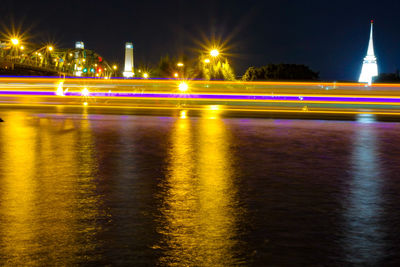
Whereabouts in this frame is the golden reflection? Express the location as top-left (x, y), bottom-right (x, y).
top-left (196, 113), bottom-right (239, 265)
top-left (158, 113), bottom-right (240, 266)
top-left (0, 112), bottom-right (38, 265)
top-left (0, 112), bottom-right (101, 265)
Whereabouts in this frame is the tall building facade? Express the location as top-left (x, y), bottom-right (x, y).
top-left (123, 42), bottom-right (134, 78)
top-left (359, 21), bottom-right (378, 84)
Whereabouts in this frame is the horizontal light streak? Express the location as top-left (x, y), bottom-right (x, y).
top-left (2, 77), bottom-right (400, 87)
top-left (2, 90), bottom-right (400, 105)
top-left (1, 102), bottom-right (400, 116)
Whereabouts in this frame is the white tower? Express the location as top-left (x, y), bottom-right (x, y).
top-left (123, 42), bottom-right (134, 78)
top-left (359, 20), bottom-right (378, 85)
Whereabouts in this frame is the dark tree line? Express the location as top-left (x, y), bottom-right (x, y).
top-left (374, 71), bottom-right (400, 83)
top-left (242, 64), bottom-right (319, 81)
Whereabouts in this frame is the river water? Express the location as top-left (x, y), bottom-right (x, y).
top-left (0, 108), bottom-right (399, 266)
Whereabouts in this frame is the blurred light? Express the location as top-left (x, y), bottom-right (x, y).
top-left (69, 53), bottom-right (73, 56)
top-left (357, 113), bottom-right (376, 123)
top-left (83, 68), bottom-right (88, 73)
top-left (174, 72), bottom-right (179, 78)
top-left (143, 73), bottom-right (149, 78)
top-left (210, 49), bottom-right (219, 57)
top-left (11, 38), bottom-right (19, 45)
top-left (19, 45), bottom-right (24, 50)
top-left (56, 81), bottom-right (64, 96)
top-left (204, 58), bottom-right (210, 63)
top-left (83, 102), bottom-right (88, 106)
top-left (75, 41), bottom-right (84, 49)
top-left (209, 105), bottom-right (220, 111)
top-left (47, 46), bottom-right (54, 51)
top-left (81, 88), bottom-right (89, 97)
top-left (178, 82), bottom-right (189, 92)
top-left (82, 59), bottom-right (86, 62)
top-left (180, 110), bottom-right (187, 119)
top-left (177, 62), bottom-right (184, 67)
top-left (112, 65), bottom-right (118, 70)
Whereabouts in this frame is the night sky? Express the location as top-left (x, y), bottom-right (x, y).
top-left (1, 0), bottom-right (400, 80)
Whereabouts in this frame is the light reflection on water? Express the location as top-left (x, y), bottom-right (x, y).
top-left (344, 123), bottom-right (385, 264)
top-left (156, 112), bottom-right (243, 266)
top-left (0, 112), bottom-right (102, 265)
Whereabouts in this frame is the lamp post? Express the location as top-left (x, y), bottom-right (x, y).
top-left (177, 62), bottom-right (184, 78)
top-left (10, 38), bottom-right (20, 59)
top-left (112, 65), bottom-right (118, 77)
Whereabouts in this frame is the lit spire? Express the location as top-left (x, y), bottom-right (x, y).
top-left (367, 20), bottom-right (375, 57)
top-left (359, 20), bottom-right (378, 85)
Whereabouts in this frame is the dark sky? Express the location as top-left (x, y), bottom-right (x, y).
top-left (1, 0), bottom-right (400, 80)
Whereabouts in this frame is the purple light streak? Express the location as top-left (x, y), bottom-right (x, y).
top-left (1, 90), bottom-right (400, 104)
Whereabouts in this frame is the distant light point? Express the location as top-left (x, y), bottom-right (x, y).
top-left (210, 49), bottom-right (219, 57)
top-left (178, 82), bottom-right (189, 92)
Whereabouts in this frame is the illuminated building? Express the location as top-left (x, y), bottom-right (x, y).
top-left (123, 42), bottom-right (134, 78)
top-left (75, 41), bottom-right (84, 49)
top-left (359, 20), bottom-right (378, 85)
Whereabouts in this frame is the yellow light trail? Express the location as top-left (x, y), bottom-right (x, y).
top-left (2, 77), bottom-right (400, 118)
top-left (0, 103), bottom-right (400, 117)
top-left (2, 77), bottom-right (400, 87)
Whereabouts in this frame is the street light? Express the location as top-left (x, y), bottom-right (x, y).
top-left (47, 46), bottom-right (54, 52)
top-left (112, 65), bottom-right (118, 70)
top-left (204, 58), bottom-right (210, 63)
top-left (177, 62), bottom-right (184, 67)
top-left (143, 73), bottom-right (149, 78)
top-left (19, 45), bottom-right (24, 50)
top-left (11, 38), bottom-right (19, 46)
top-left (210, 49), bottom-right (219, 57)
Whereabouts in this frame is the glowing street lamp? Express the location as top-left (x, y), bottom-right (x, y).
top-left (177, 62), bottom-right (184, 67)
top-left (11, 38), bottom-right (19, 46)
top-left (19, 45), bottom-right (24, 50)
top-left (204, 58), bottom-right (210, 63)
top-left (210, 49), bottom-right (219, 57)
top-left (112, 65), bottom-right (118, 70)
top-left (143, 72), bottom-right (149, 78)
top-left (47, 46), bottom-right (54, 52)
top-left (174, 72), bottom-right (179, 78)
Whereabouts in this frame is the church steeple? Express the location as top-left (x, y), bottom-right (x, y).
top-left (359, 20), bottom-right (378, 85)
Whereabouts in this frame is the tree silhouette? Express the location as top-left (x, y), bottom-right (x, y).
top-left (242, 64), bottom-right (319, 81)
